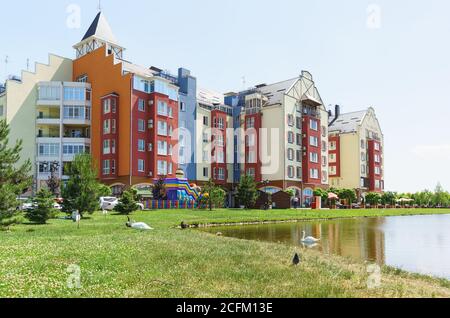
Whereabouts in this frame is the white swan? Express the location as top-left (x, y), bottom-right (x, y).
top-left (301, 231), bottom-right (320, 243)
top-left (126, 217), bottom-right (154, 231)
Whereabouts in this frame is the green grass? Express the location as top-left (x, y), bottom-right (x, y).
top-left (0, 208), bottom-right (449, 298)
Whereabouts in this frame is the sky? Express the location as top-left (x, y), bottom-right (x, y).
top-left (1, 0), bottom-right (450, 193)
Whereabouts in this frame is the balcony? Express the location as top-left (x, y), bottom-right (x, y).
top-left (36, 115), bottom-right (60, 126)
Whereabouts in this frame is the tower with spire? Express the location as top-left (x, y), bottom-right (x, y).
top-left (73, 12), bottom-right (124, 59)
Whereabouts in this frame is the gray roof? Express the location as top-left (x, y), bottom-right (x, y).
top-left (122, 61), bottom-right (157, 78)
top-left (329, 110), bottom-right (367, 133)
top-left (81, 12), bottom-right (120, 46)
top-left (257, 78), bottom-right (297, 106)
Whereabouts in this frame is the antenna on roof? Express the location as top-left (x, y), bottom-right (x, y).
top-left (98, 0), bottom-right (102, 11)
top-left (26, 58), bottom-right (30, 71)
top-left (241, 76), bottom-right (246, 90)
top-left (4, 55), bottom-right (8, 80)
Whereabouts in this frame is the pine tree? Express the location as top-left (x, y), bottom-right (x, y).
top-left (61, 154), bottom-right (102, 217)
top-left (25, 189), bottom-right (56, 224)
top-left (0, 120), bottom-right (32, 227)
top-left (114, 190), bottom-right (139, 215)
top-left (202, 179), bottom-right (226, 211)
top-left (236, 176), bottom-right (258, 209)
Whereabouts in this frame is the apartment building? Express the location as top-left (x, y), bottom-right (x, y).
top-left (195, 88), bottom-right (234, 188)
top-left (225, 71), bottom-right (329, 206)
top-left (328, 107), bottom-right (384, 198)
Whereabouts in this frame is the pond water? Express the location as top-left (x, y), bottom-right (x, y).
top-left (202, 214), bottom-right (450, 279)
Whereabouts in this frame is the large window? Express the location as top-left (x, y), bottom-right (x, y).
top-left (329, 141), bottom-right (337, 151)
top-left (138, 139), bottom-right (146, 152)
top-left (157, 160), bottom-right (167, 175)
top-left (103, 119), bottom-right (111, 134)
top-left (157, 121), bottom-right (168, 136)
top-left (310, 136), bottom-right (319, 147)
top-left (157, 101), bottom-right (168, 116)
top-left (310, 119), bottom-right (318, 131)
top-left (103, 140), bottom-right (110, 155)
top-left (39, 85), bottom-right (60, 100)
top-left (138, 99), bottom-right (146, 112)
top-left (215, 168), bottom-right (225, 180)
top-left (287, 148), bottom-right (294, 161)
top-left (246, 117), bottom-right (255, 128)
top-left (64, 144), bottom-right (87, 155)
top-left (310, 152), bottom-right (319, 163)
top-left (103, 99), bottom-right (111, 114)
top-left (64, 87), bottom-right (85, 101)
top-left (103, 160), bottom-right (110, 175)
top-left (138, 119), bottom-right (146, 132)
top-left (310, 169), bottom-right (319, 179)
top-left (157, 141), bottom-right (168, 155)
top-left (138, 159), bottom-right (145, 172)
top-left (287, 166), bottom-right (295, 178)
top-left (64, 106), bottom-right (89, 120)
top-left (38, 144), bottom-right (59, 157)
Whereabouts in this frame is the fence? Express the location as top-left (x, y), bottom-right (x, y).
top-left (144, 200), bottom-right (198, 210)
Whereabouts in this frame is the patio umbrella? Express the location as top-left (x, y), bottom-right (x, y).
top-left (328, 192), bottom-right (339, 200)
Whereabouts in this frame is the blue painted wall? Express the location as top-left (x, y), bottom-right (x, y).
top-left (177, 68), bottom-right (197, 181)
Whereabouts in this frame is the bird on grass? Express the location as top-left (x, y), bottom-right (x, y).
top-left (292, 253), bottom-right (301, 266)
top-left (126, 217), bottom-right (153, 231)
top-left (180, 222), bottom-right (188, 229)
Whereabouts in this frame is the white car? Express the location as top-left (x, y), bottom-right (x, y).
top-left (99, 197), bottom-right (144, 211)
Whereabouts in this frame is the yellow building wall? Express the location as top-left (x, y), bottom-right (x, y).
top-left (330, 132), bottom-right (361, 189)
top-left (261, 104), bottom-right (284, 181)
top-left (4, 54), bottom-right (73, 176)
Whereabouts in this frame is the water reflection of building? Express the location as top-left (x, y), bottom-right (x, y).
top-left (309, 218), bottom-right (386, 265)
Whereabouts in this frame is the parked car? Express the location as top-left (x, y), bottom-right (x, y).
top-left (99, 197), bottom-right (144, 211)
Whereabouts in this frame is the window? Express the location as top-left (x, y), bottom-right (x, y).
top-left (361, 152), bottom-right (366, 162)
top-left (329, 141), bottom-right (337, 151)
top-left (287, 166), bottom-right (295, 178)
top-left (138, 119), bottom-right (145, 132)
top-left (138, 159), bottom-right (145, 172)
top-left (157, 101), bottom-right (168, 116)
top-left (310, 136), bottom-right (319, 147)
top-left (64, 87), bottom-right (85, 101)
top-left (375, 166), bottom-right (381, 175)
top-left (374, 142), bottom-right (380, 151)
top-left (138, 139), bottom-right (146, 152)
top-left (375, 180), bottom-right (381, 190)
top-left (322, 156), bottom-right (327, 166)
top-left (64, 106), bottom-right (89, 120)
top-left (296, 117), bottom-right (302, 129)
top-left (63, 144), bottom-right (86, 155)
top-left (288, 115), bottom-right (294, 127)
top-left (111, 160), bottom-right (116, 174)
top-left (157, 160), bottom-right (167, 175)
top-left (77, 75), bottom-right (88, 83)
top-left (246, 168), bottom-right (256, 178)
top-left (180, 102), bottom-right (186, 112)
top-left (168, 107), bottom-right (173, 118)
top-left (217, 150), bottom-right (225, 163)
top-left (215, 168), bottom-right (225, 180)
top-left (296, 134), bottom-right (302, 146)
top-left (297, 167), bottom-right (302, 179)
top-left (288, 132), bottom-right (294, 144)
top-left (322, 141), bottom-right (327, 152)
top-left (138, 99), bottom-right (146, 112)
top-left (247, 151), bottom-right (256, 163)
top-left (214, 117), bottom-right (225, 129)
top-left (111, 140), bottom-right (116, 154)
top-left (203, 151), bottom-right (209, 162)
top-left (203, 133), bottom-right (209, 143)
top-left (203, 167), bottom-right (209, 178)
top-left (288, 148), bottom-right (294, 161)
top-left (322, 171), bottom-right (328, 182)
top-left (111, 99), bottom-right (116, 113)
top-left (157, 141), bottom-right (168, 155)
top-left (330, 166), bottom-right (337, 176)
top-left (296, 150), bottom-right (302, 162)
top-left (375, 154), bottom-right (381, 163)
top-left (168, 163), bottom-right (173, 175)
top-left (103, 140), bottom-right (110, 155)
top-left (321, 126), bottom-right (327, 138)
top-left (103, 119), bottom-right (111, 134)
top-left (310, 169), bottom-right (319, 179)
top-left (246, 117), bottom-right (255, 128)
top-left (103, 160), bottom-right (110, 175)
top-left (310, 119), bottom-right (318, 131)
top-left (148, 143), bottom-right (153, 152)
top-left (216, 135), bottom-right (224, 147)
top-left (157, 121), bottom-right (168, 136)
top-left (310, 152), bottom-right (319, 163)
top-left (39, 85), bottom-right (61, 100)
top-left (111, 119), bottom-right (116, 134)
top-left (329, 153), bottom-right (337, 163)
top-left (203, 116), bottom-right (209, 126)
top-left (361, 165), bottom-right (366, 174)
top-left (103, 99), bottom-right (111, 114)
top-left (361, 139), bottom-right (366, 149)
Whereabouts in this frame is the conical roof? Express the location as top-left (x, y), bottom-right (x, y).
top-left (81, 12), bottom-right (119, 46)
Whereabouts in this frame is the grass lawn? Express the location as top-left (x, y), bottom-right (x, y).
top-left (0, 208), bottom-right (449, 298)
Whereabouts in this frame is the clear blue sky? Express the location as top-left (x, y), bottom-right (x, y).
top-left (1, 0), bottom-right (450, 193)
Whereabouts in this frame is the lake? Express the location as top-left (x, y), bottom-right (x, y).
top-left (202, 214), bottom-right (450, 279)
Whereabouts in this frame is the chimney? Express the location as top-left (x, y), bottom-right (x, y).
top-left (328, 105), bottom-right (341, 127)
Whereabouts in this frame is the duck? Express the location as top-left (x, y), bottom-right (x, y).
top-left (301, 231), bottom-right (320, 244)
top-left (292, 253), bottom-right (301, 266)
top-left (126, 217), bottom-right (154, 231)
